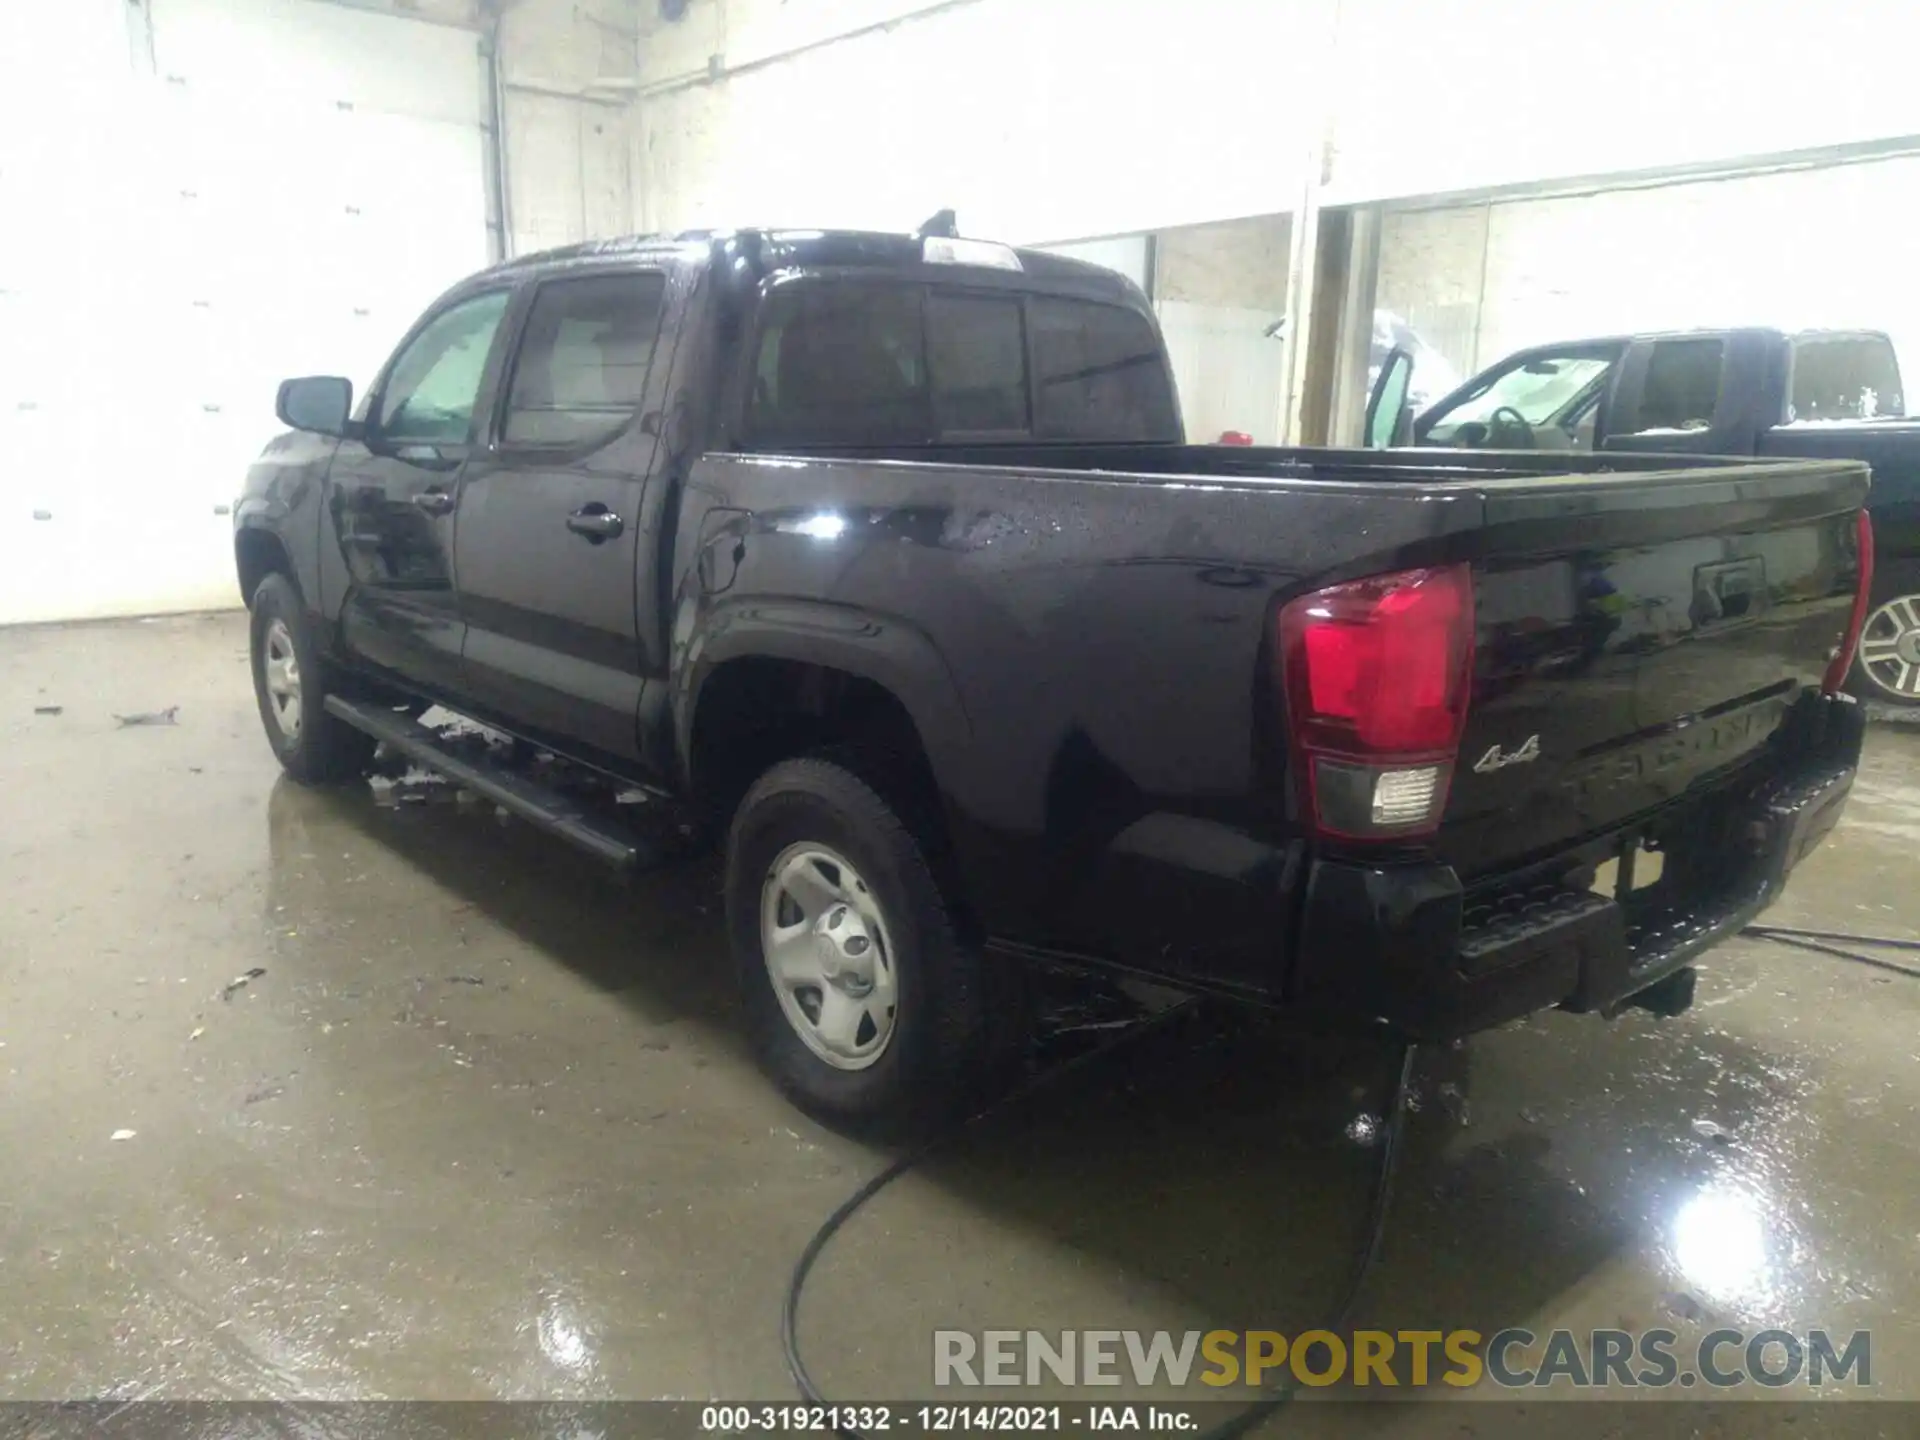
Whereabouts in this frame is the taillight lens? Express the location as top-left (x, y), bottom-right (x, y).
top-left (1823, 509), bottom-right (1874, 695)
top-left (1278, 563), bottom-right (1475, 839)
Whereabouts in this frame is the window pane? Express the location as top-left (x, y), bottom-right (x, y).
top-left (926, 292), bottom-right (1027, 432)
top-left (379, 290), bottom-right (510, 443)
top-left (1625, 339), bottom-right (1723, 433)
top-left (1030, 299), bottom-right (1177, 440)
top-left (504, 273), bottom-right (668, 448)
top-left (748, 283), bottom-right (928, 446)
top-left (1789, 336), bottom-right (1905, 422)
top-left (1424, 354), bottom-right (1614, 439)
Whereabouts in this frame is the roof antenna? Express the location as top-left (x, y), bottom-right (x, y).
top-left (915, 209), bottom-right (959, 239)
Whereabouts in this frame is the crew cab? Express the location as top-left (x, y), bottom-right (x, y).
top-left (236, 227), bottom-right (1870, 1132)
top-left (1406, 326), bottom-right (1920, 704)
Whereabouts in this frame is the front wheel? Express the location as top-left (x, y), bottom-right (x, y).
top-left (725, 757), bottom-right (1023, 1135)
top-left (249, 573), bottom-right (377, 783)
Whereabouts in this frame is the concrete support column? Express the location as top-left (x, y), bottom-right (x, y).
top-left (1329, 205), bottom-right (1383, 446)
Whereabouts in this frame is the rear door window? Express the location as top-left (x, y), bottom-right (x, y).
top-left (1789, 335), bottom-right (1905, 421)
top-left (1030, 298), bottom-right (1176, 440)
top-left (1619, 338), bottom-right (1724, 434)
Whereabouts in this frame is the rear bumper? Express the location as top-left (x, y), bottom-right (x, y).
top-left (1291, 694), bottom-right (1865, 1040)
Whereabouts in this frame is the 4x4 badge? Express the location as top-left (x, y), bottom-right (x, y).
top-left (1473, 735), bottom-right (1541, 773)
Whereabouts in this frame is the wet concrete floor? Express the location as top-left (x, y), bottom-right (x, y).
top-left (3, 612), bottom-right (1918, 1431)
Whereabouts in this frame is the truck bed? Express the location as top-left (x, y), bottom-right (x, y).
top-left (687, 443), bottom-right (1867, 996)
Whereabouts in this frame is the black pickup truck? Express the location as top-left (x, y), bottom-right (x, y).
top-left (237, 227), bottom-right (1869, 1131)
top-left (1403, 326), bottom-right (1920, 704)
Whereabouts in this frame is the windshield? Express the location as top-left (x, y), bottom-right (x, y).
top-left (1423, 354), bottom-right (1614, 440)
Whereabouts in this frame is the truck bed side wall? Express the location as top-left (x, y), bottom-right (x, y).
top-left (670, 453), bottom-right (1485, 993)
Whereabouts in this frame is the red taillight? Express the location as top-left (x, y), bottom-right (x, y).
top-left (1278, 563), bottom-right (1475, 839)
top-left (1823, 509), bottom-right (1874, 695)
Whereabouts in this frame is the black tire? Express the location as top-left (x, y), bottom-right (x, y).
top-left (725, 757), bottom-right (1024, 1136)
top-left (1848, 559), bottom-right (1920, 708)
top-left (248, 572), bottom-right (377, 784)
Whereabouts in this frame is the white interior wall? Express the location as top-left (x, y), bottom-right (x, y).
top-left (0, 0), bottom-right (490, 625)
top-left (628, 0), bottom-right (1319, 243)
top-left (1330, 0), bottom-right (1920, 206)
top-left (1380, 153), bottom-right (1920, 390)
top-left (497, 0), bottom-right (635, 256)
top-left (1153, 218), bottom-right (1293, 445)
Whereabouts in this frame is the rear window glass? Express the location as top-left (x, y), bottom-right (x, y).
top-left (1619, 338), bottom-right (1723, 434)
top-left (745, 280), bottom-right (1176, 447)
top-left (926, 292), bottom-right (1028, 433)
top-left (1789, 336), bottom-right (1904, 421)
top-left (1030, 298), bottom-right (1177, 440)
top-left (748, 283), bottom-right (929, 445)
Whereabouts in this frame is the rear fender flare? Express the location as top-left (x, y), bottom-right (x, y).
top-left (675, 598), bottom-right (972, 794)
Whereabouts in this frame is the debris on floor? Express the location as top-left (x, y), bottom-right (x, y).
top-left (221, 967), bottom-right (267, 1001)
top-left (113, 706), bottom-right (180, 727)
top-left (109, 1129), bottom-right (137, 1142)
top-left (33, 705), bottom-right (62, 715)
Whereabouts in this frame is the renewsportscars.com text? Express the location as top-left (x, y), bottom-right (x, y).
top-left (933, 1328), bottom-right (1871, 1390)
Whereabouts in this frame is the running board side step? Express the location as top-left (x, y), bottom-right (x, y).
top-left (323, 696), bottom-right (645, 871)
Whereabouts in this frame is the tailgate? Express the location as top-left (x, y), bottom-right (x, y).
top-left (1437, 457), bottom-right (1869, 881)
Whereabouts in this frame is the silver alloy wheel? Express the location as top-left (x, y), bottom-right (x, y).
top-left (1856, 594), bottom-right (1920, 700)
top-left (759, 842), bottom-right (899, 1070)
top-left (262, 619), bottom-right (303, 739)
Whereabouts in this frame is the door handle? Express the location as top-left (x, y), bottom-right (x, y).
top-left (411, 489), bottom-right (455, 516)
top-left (567, 505), bottom-right (624, 542)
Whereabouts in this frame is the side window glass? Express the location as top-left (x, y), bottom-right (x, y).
top-left (926, 292), bottom-right (1028, 433)
top-left (1788, 336), bottom-right (1905, 422)
top-left (377, 291), bottom-right (511, 444)
top-left (1622, 338), bottom-right (1723, 434)
top-left (747, 282), bottom-right (928, 446)
top-left (502, 272), bottom-right (669, 448)
top-left (1029, 298), bottom-right (1177, 440)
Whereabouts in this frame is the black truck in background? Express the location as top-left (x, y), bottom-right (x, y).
top-left (237, 227), bottom-right (1869, 1133)
top-left (1402, 327), bottom-right (1920, 704)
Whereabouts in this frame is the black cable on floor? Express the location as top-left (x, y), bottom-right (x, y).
top-left (781, 1011), bottom-right (1419, 1440)
top-left (1743, 924), bottom-right (1920, 980)
top-left (1744, 922), bottom-right (1920, 953)
top-left (784, 920), bottom-right (1920, 1437)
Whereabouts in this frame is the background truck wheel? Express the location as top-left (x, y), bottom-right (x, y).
top-left (1850, 560), bottom-right (1920, 706)
top-left (726, 756), bottom-right (1023, 1135)
top-left (249, 572), bottom-right (377, 783)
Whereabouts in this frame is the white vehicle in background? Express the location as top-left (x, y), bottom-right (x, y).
top-left (1257, 311), bottom-right (1462, 414)
top-left (1375, 311), bottom-right (1462, 412)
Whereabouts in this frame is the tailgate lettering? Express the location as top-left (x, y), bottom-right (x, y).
top-left (1473, 735), bottom-right (1542, 773)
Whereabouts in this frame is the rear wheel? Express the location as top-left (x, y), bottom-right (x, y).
top-left (249, 573), bottom-right (376, 783)
top-left (1850, 562), bottom-right (1920, 706)
top-left (726, 757), bottom-right (1024, 1135)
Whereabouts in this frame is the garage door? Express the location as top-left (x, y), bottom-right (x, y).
top-left (0, 0), bottom-right (490, 626)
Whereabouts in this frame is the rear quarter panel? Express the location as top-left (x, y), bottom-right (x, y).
top-left (671, 453), bottom-right (1486, 992)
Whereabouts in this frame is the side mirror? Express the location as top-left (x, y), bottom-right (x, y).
top-left (1364, 347), bottom-right (1415, 449)
top-left (276, 376), bottom-right (353, 437)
